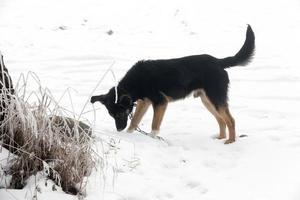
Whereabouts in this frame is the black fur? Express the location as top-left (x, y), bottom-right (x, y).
top-left (91, 25), bottom-right (255, 131)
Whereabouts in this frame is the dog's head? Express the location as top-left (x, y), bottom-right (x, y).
top-left (91, 88), bottom-right (134, 131)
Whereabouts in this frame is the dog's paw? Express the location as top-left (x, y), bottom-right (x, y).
top-left (211, 134), bottom-right (226, 140)
top-left (224, 139), bottom-right (235, 144)
top-left (151, 130), bottom-right (160, 136)
top-left (127, 128), bottom-right (135, 133)
top-left (216, 135), bottom-right (226, 140)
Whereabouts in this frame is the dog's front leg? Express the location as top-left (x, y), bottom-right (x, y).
top-left (151, 102), bottom-right (168, 135)
top-left (127, 99), bottom-right (151, 133)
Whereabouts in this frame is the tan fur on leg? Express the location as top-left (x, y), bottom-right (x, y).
top-left (218, 106), bottom-right (236, 144)
top-left (199, 89), bottom-right (227, 139)
top-left (151, 102), bottom-right (168, 135)
top-left (127, 98), bottom-right (151, 133)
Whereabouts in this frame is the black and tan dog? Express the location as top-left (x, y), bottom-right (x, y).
top-left (91, 25), bottom-right (255, 144)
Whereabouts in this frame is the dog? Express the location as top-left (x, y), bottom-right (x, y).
top-left (91, 25), bottom-right (255, 144)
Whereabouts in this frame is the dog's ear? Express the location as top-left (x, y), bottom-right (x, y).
top-left (91, 95), bottom-right (107, 104)
top-left (119, 95), bottom-right (132, 107)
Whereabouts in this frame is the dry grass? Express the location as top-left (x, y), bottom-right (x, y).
top-left (0, 64), bottom-right (100, 195)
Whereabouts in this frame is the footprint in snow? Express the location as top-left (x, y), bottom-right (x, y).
top-left (186, 181), bottom-right (208, 194)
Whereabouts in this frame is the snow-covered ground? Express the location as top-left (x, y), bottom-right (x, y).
top-left (1, 0), bottom-right (300, 199)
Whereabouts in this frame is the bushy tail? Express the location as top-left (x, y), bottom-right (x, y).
top-left (220, 25), bottom-right (255, 68)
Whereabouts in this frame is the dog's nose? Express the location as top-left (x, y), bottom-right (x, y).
top-left (90, 96), bottom-right (96, 104)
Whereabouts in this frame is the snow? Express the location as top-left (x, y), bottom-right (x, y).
top-left (1, 0), bottom-right (300, 199)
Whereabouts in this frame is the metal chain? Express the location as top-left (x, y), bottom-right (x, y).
top-left (128, 113), bottom-right (150, 136)
top-left (128, 112), bottom-right (167, 142)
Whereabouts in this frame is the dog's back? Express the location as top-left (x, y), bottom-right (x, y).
top-left (119, 25), bottom-right (255, 107)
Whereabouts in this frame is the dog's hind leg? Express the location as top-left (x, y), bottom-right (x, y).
top-left (218, 106), bottom-right (236, 144)
top-left (198, 89), bottom-right (227, 140)
top-left (151, 102), bottom-right (168, 135)
top-left (127, 99), bottom-right (151, 133)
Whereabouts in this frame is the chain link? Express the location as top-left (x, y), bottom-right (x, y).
top-left (128, 112), bottom-right (167, 142)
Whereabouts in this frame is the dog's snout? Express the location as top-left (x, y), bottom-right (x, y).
top-left (115, 117), bottom-right (128, 132)
top-left (90, 96), bottom-right (96, 104)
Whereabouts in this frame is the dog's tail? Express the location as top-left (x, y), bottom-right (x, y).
top-left (220, 25), bottom-right (255, 68)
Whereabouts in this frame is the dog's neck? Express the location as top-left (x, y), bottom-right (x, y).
top-left (118, 73), bottom-right (142, 103)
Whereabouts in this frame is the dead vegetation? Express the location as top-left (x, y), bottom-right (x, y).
top-left (0, 53), bottom-right (100, 195)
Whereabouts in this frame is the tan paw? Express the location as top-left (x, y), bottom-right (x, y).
top-left (151, 130), bottom-right (160, 135)
top-left (216, 135), bottom-right (226, 140)
top-left (212, 134), bottom-right (226, 140)
top-left (127, 128), bottom-right (135, 133)
top-left (224, 139), bottom-right (235, 144)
